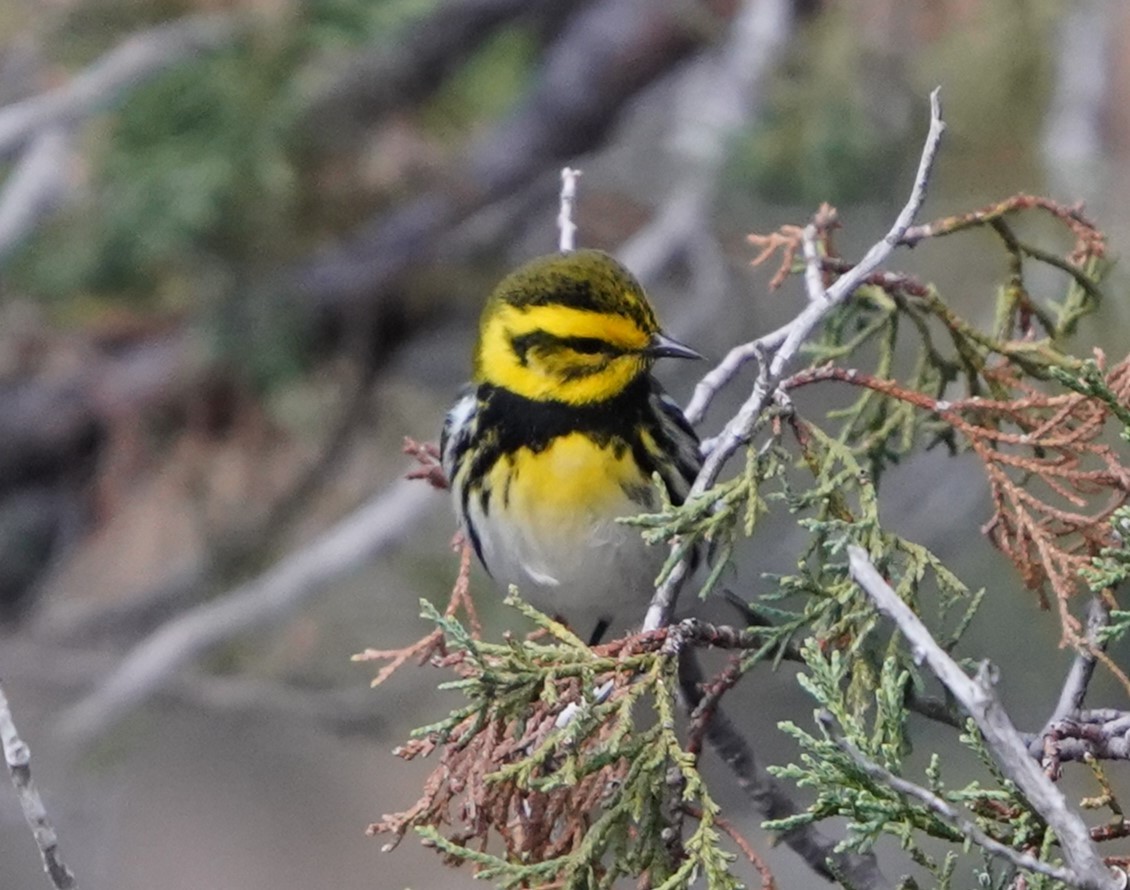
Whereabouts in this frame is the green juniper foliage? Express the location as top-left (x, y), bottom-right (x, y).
top-left (375, 598), bottom-right (741, 890)
top-left (376, 195), bottom-right (1128, 888)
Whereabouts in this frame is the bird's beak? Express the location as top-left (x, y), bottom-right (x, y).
top-left (647, 332), bottom-right (701, 360)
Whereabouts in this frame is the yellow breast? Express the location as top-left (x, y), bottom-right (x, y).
top-left (488, 432), bottom-right (652, 520)
top-left (466, 430), bottom-right (667, 629)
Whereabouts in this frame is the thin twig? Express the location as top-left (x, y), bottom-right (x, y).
top-left (557, 167), bottom-right (580, 253)
top-left (684, 803), bottom-right (778, 890)
top-left (848, 544), bottom-right (1124, 890)
top-left (0, 682), bottom-right (77, 889)
top-left (643, 88), bottom-right (946, 634)
top-left (683, 90), bottom-right (945, 429)
top-left (1027, 714), bottom-right (1130, 769)
top-left (684, 654), bottom-right (744, 758)
top-left (701, 88), bottom-right (945, 483)
top-left (354, 535), bottom-right (481, 687)
top-left (1044, 595), bottom-right (1109, 730)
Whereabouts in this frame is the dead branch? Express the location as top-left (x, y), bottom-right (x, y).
top-left (54, 477), bottom-right (436, 747)
top-left (1043, 595), bottom-right (1110, 732)
top-left (354, 535), bottom-right (480, 687)
top-left (0, 682), bottom-right (77, 889)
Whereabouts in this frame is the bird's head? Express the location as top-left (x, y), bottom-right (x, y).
top-left (473, 249), bottom-right (699, 405)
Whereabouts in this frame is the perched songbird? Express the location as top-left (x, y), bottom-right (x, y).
top-left (441, 249), bottom-right (702, 642)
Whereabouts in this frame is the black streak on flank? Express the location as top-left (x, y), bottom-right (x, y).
top-left (620, 479), bottom-right (656, 508)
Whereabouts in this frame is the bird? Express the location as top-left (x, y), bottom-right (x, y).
top-left (440, 249), bottom-right (702, 642)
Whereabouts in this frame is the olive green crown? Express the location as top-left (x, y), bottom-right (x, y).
top-left (485, 249), bottom-right (659, 333)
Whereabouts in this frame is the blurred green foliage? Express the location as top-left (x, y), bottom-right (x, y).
top-left (421, 25), bottom-right (538, 141)
top-left (15, 0), bottom-right (432, 307)
top-left (729, 0), bottom-right (1057, 206)
top-left (728, 7), bottom-right (915, 206)
top-left (8, 0), bottom-right (535, 388)
top-left (17, 50), bottom-right (295, 306)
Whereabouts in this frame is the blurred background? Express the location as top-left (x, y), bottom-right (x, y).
top-left (0, 0), bottom-right (1128, 887)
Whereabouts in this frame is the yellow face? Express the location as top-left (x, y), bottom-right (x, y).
top-left (472, 250), bottom-right (662, 406)
top-left (475, 301), bottom-right (654, 404)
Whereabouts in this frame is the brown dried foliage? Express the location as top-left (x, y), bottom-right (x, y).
top-left (750, 194), bottom-right (1105, 306)
top-left (786, 358), bottom-right (1130, 656)
top-left (752, 194), bottom-right (1126, 675)
top-left (365, 602), bottom-right (761, 879)
top-left (369, 668), bottom-right (636, 864)
top-left (352, 534), bottom-right (481, 686)
top-left (403, 436), bottom-right (448, 489)
top-left (747, 224), bottom-right (805, 290)
top-left (367, 631), bottom-right (662, 870)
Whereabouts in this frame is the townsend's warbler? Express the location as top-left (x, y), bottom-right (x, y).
top-left (441, 249), bottom-right (702, 642)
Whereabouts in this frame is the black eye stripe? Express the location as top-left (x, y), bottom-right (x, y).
top-left (561, 336), bottom-right (615, 355)
top-left (510, 331), bottom-right (622, 361)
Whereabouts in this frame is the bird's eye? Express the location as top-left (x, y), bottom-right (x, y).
top-left (563, 337), bottom-right (610, 355)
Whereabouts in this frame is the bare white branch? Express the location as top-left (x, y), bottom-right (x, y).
top-left (56, 477), bottom-right (435, 747)
top-left (700, 88), bottom-right (945, 472)
top-left (557, 167), bottom-right (581, 252)
top-left (1, 682), bottom-right (77, 889)
top-left (683, 89), bottom-right (945, 427)
top-left (0, 14), bottom-right (241, 157)
top-left (800, 221), bottom-right (826, 304)
top-left (848, 544), bottom-right (1124, 890)
top-left (683, 340), bottom-right (760, 427)
top-left (644, 90), bottom-right (945, 633)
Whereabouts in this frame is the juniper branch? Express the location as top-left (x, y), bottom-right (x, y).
top-left (848, 544), bottom-right (1125, 890)
top-left (677, 651), bottom-right (892, 888)
top-left (820, 710), bottom-right (1079, 886)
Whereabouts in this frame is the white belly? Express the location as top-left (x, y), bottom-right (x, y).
top-left (467, 433), bottom-right (664, 637)
top-left (475, 504), bottom-right (664, 634)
